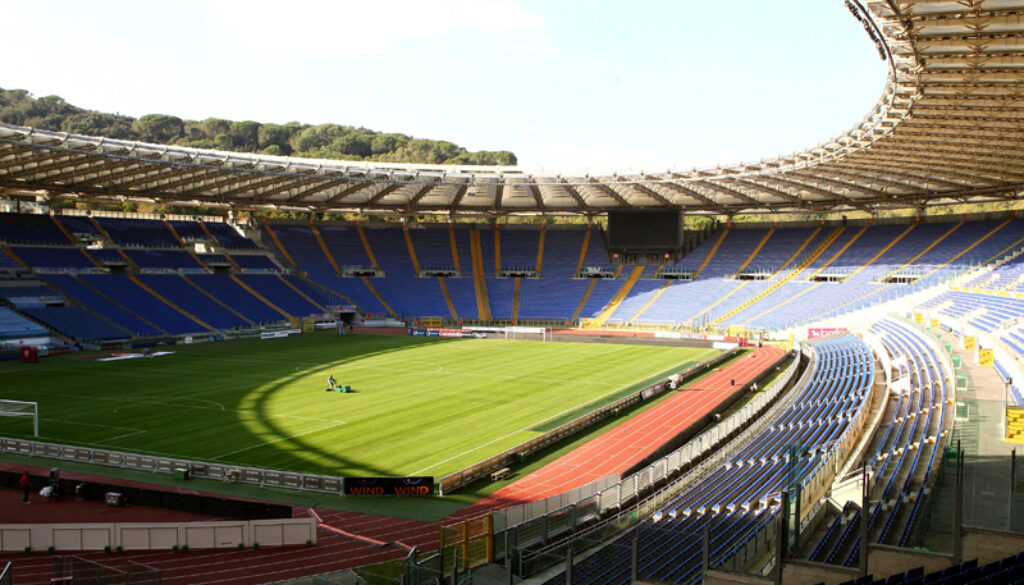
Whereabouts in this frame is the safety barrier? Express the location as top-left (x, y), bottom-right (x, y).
top-left (0, 517), bottom-right (316, 552)
top-left (0, 437), bottom-right (344, 494)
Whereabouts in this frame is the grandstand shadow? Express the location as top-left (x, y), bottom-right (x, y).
top-left (229, 336), bottom-right (466, 478)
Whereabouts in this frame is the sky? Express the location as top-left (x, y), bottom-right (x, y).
top-left (0, 0), bottom-right (888, 172)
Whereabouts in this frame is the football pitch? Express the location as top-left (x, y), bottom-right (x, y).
top-left (0, 333), bottom-right (719, 479)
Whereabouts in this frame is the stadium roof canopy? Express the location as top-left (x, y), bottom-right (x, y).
top-left (3, 0), bottom-right (1024, 218)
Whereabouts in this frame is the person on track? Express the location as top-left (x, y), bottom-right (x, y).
top-left (19, 471), bottom-right (31, 504)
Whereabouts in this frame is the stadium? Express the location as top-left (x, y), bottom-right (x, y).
top-left (2, 1), bottom-right (1024, 584)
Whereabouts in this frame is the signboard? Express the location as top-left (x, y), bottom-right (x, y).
top-left (344, 476), bottom-right (434, 496)
top-left (964, 336), bottom-right (977, 351)
top-left (261, 329), bottom-right (301, 340)
top-left (914, 312), bottom-right (923, 323)
top-left (408, 328), bottom-right (485, 339)
top-left (978, 348), bottom-right (994, 367)
top-left (808, 327), bottom-right (848, 338)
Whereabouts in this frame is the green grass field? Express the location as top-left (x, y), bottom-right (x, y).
top-left (1, 333), bottom-right (718, 479)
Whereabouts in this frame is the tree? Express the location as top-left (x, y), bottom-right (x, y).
top-left (62, 111), bottom-right (137, 139)
top-left (330, 133), bottom-right (372, 158)
top-left (258, 123), bottom-right (293, 154)
top-left (229, 120), bottom-right (260, 151)
top-left (133, 114), bottom-right (184, 143)
top-left (370, 134), bottom-right (398, 154)
top-left (200, 118), bottom-right (231, 139)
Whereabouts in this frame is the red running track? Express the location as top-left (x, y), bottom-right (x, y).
top-left (451, 346), bottom-right (785, 520)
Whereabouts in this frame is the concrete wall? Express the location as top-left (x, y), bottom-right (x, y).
top-left (0, 517), bottom-right (316, 552)
top-left (868, 544), bottom-right (950, 578)
top-left (705, 568), bottom-right (773, 585)
top-left (964, 527), bottom-right (1024, 566)
top-left (781, 560), bottom-right (859, 585)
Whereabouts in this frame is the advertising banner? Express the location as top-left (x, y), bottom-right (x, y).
top-left (344, 476), bottom-right (434, 496)
top-left (808, 327), bottom-right (848, 338)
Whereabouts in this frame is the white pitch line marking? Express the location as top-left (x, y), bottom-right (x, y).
top-left (211, 422), bottom-right (347, 460)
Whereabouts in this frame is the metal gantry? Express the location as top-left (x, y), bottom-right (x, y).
top-left (2, 1), bottom-right (1024, 216)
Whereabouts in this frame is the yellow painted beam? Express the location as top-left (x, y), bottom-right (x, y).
top-left (774, 226), bottom-right (823, 276)
top-left (571, 279), bottom-right (598, 322)
top-left (805, 226), bottom-right (869, 280)
top-left (2, 247), bottom-right (32, 270)
top-left (181, 275), bottom-right (255, 326)
top-left (592, 265), bottom-right (646, 327)
top-left (230, 274), bottom-right (292, 320)
top-left (449, 228), bottom-right (463, 274)
top-left (262, 221), bottom-right (298, 267)
top-left (711, 227), bottom-right (844, 326)
top-left (70, 275), bottom-right (169, 335)
top-left (361, 275), bottom-right (397, 318)
top-left (130, 275), bottom-right (217, 332)
top-left (469, 230), bottom-right (491, 321)
top-left (739, 282), bottom-right (824, 326)
top-left (276, 274), bottom-right (328, 314)
top-left (163, 220), bottom-right (185, 246)
top-left (535, 230), bottom-right (546, 276)
top-left (88, 216), bottom-right (113, 240)
top-left (438, 277), bottom-right (459, 321)
top-left (512, 277), bottom-right (521, 323)
top-left (403, 227), bottom-right (422, 274)
top-left (574, 229), bottom-right (592, 276)
top-left (735, 228), bottom-right (775, 273)
top-left (50, 216), bottom-right (76, 244)
top-left (197, 221), bottom-right (237, 265)
top-left (689, 281), bottom-right (750, 324)
top-left (877, 222), bottom-right (963, 281)
top-left (301, 277), bottom-right (361, 311)
top-left (629, 279), bottom-right (673, 323)
top-left (356, 226), bottom-right (381, 271)
top-left (693, 228), bottom-right (730, 279)
top-left (312, 224), bottom-right (343, 275)
top-left (916, 219), bottom-right (1012, 282)
top-left (832, 224), bottom-right (915, 282)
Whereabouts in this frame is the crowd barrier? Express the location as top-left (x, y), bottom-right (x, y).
top-left (0, 517), bottom-right (316, 552)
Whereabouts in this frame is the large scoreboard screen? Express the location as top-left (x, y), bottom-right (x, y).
top-left (607, 210), bottom-right (683, 250)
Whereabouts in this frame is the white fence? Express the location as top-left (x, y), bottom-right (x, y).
top-left (0, 517), bottom-right (316, 552)
top-left (0, 437), bottom-right (344, 494)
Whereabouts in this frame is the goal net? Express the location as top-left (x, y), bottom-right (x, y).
top-left (0, 400), bottom-right (38, 437)
top-left (504, 326), bottom-right (549, 342)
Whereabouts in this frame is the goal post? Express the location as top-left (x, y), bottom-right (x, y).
top-left (504, 326), bottom-right (549, 342)
top-left (0, 400), bottom-right (38, 437)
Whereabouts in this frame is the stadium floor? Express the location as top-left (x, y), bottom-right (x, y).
top-left (0, 346), bottom-right (783, 585)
